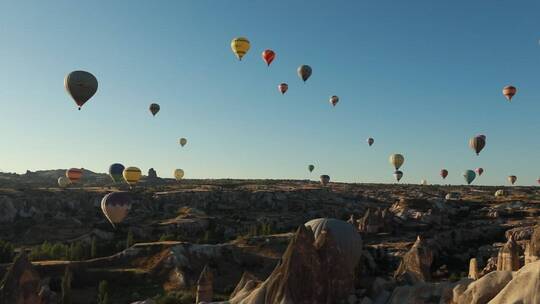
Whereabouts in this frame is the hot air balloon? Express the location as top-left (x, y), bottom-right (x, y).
top-left (538, 177), bottom-right (540, 185)
top-left (231, 37), bottom-right (250, 61)
top-left (421, 179), bottom-right (428, 185)
top-left (389, 154), bottom-right (404, 170)
top-left (463, 170), bottom-right (476, 185)
top-left (58, 176), bottom-right (70, 188)
top-left (297, 65), bottom-right (312, 82)
top-left (66, 168), bottom-right (83, 183)
top-left (495, 189), bottom-right (507, 198)
top-left (440, 169), bottom-right (448, 179)
top-left (469, 135), bottom-right (486, 155)
top-left (308, 164), bottom-right (315, 173)
top-left (475, 168), bottom-right (484, 176)
top-left (262, 49), bottom-right (275, 66)
top-left (508, 175), bottom-right (517, 185)
top-left (278, 83), bottom-right (288, 95)
top-left (329, 96), bottom-right (339, 107)
top-left (65, 71), bottom-right (98, 110)
top-left (149, 103), bottom-right (160, 116)
top-left (174, 169), bottom-right (184, 181)
top-left (179, 138), bottom-right (187, 147)
top-left (320, 175), bottom-right (330, 186)
top-left (393, 170), bottom-right (403, 182)
top-left (367, 138), bottom-right (374, 146)
top-left (502, 86), bottom-right (517, 101)
top-left (123, 167), bottom-right (141, 187)
top-left (109, 163), bottom-right (125, 183)
top-left (101, 192), bottom-right (132, 228)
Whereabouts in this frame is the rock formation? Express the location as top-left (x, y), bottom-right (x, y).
top-left (394, 236), bottom-right (433, 283)
top-left (496, 235), bottom-right (520, 271)
top-left (468, 258), bottom-right (479, 280)
top-left (196, 265), bottom-right (213, 304)
top-left (0, 252), bottom-right (41, 304)
top-left (229, 220), bottom-right (362, 304)
top-left (147, 168), bottom-right (157, 179)
top-left (358, 208), bottom-right (383, 234)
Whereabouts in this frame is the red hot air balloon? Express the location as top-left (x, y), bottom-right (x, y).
top-left (66, 168), bottom-right (83, 183)
top-left (475, 168), bottom-right (484, 176)
top-left (262, 49), bottom-right (275, 66)
top-left (278, 83), bottom-right (288, 95)
top-left (440, 169), bottom-right (448, 179)
top-left (502, 85), bottom-right (517, 101)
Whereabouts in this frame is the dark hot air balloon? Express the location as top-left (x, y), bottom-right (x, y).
top-left (109, 163), bottom-right (125, 183)
top-left (469, 135), bottom-right (486, 155)
top-left (440, 169), bottom-right (448, 179)
top-left (149, 103), bottom-right (160, 116)
top-left (101, 192), bottom-right (132, 228)
top-left (475, 168), bottom-right (484, 176)
top-left (297, 65), bottom-right (312, 82)
top-left (367, 138), bottom-right (374, 146)
top-left (64, 71), bottom-right (98, 110)
top-left (278, 83), bottom-right (288, 95)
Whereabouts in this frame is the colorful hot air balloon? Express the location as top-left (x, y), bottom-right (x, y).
top-left (179, 138), bottom-right (187, 147)
top-left (149, 103), bottom-right (160, 116)
top-left (123, 167), bottom-right (141, 187)
top-left (389, 154), bottom-right (404, 170)
top-left (308, 164), bottom-right (315, 173)
top-left (440, 169), bottom-right (448, 179)
top-left (502, 85), bottom-right (517, 101)
top-left (297, 65), bottom-right (312, 82)
top-left (469, 135), bottom-right (486, 155)
top-left (475, 168), bottom-right (484, 176)
top-left (174, 169), bottom-right (185, 181)
top-left (64, 71), bottom-right (98, 110)
top-left (278, 83), bottom-right (288, 95)
top-left (66, 168), bottom-right (83, 183)
top-left (320, 175), bottom-right (330, 186)
top-left (231, 37), bottom-right (250, 61)
top-left (262, 49), bottom-right (275, 66)
top-left (508, 175), bottom-right (517, 185)
top-left (109, 163), bottom-right (125, 183)
top-left (58, 176), bottom-right (70, 188)
top-left (101, 192), bottom-right (132, 228)
top-left (393, 170), bottom-right (403, 182)
top-left (329, 96), bottom-right (339, 107)
top-left (367, 138), bottom-right (374, 146)
top-left (463, 170), bottom-right (476, 185)
top-left (495, 189), bottom-right (507, 198)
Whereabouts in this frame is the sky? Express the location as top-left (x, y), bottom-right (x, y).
top-left (0, 0), bottom-right (539, 185)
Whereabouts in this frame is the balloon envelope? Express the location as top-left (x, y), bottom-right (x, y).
top-left (475, 168), bottom-right (484, 176)
top-left (308, 165), bottom-right (315, 173)
top-left (149, 103), bottom-right (160, 116)
top-left (463, 170), bottom-right (476, 185)
top-left (231, 37), bottom-right (250, 60)
top-left (179, 138), bottom-right (187, 147)
top-left (389, 154), bottom-right (404, 170)
top-left (495, 189), bottom-right (507, 197)
top-left (278, 83), bottom-right (288, 95)
top-left (367, 138), bottom-right (374, 146)
top-left (329, 96), bottom-right (339, 107)
top-left (58, 176), bottom-right (70, 188)
top-left (123, 167), bottom-right (141, 186)
top-left (174, 169), bottom-right (185, 181)
top-left (101, 192), bottom-right (131, 227)
top-left (262, 49), bottom-right (275, 66)
top-left (502, 85), bottom-right (517, 101)
top-left (440, 169), bottom-right (448, 179)
top-left (320, 175), bottom-right (330, 186)
top-left (66, 168), bottom-right (83, 183)
top-left (393, 170), bottom-right (403, 182)
top-left (508, 175), bottom-right (517, 185)
top-left (109, 163), bottom-right (125, 183)
top-left (297, 65), bottom-right (312, 82)
top-left (64, 71), bottom-right (98, 110)
top-left (469, 136), bottom-right (486, 155)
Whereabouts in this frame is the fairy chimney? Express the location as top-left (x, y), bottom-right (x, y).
top-left (468, 258), bottom-right (479, 280)
top-left (196, 265), bottom-right (213, 304)
top-left (496, 235), bottom-right (520, 271)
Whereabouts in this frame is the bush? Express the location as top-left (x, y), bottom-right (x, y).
top-left (0, 240), bottom-right (15, 263)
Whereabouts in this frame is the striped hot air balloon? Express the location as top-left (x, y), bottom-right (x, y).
top-left (101, 192), bottom-right (132, 228)
top-left (123, 167), bottom-right (142, 187)
top-left (469, 135), bottom-right (486, 155)
top-left (66, 168), bottom-right (83, 183)
top-left (297, 65), bottom-right (312, 82)
top-left (174, 169), bottom-right (185, 181)
top-left (231, 37), bottom-right (250, 60)
top-left (389, 154), bottom-right (404, 170)
top-left (502, 85), bottom-right (517, 101)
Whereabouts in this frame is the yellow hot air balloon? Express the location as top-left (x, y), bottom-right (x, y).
top-left (179, 138), bottom-right (187, 147)
top-left (174, 169), bottom-right (185, 181)
top-left (389, 154), bottom-right (404, 170)
top-left (123, 167), bottom-right (142, 187)
top-left (231, 37), bottom-right (250, 60)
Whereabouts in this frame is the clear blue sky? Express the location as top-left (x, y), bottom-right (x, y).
top-left (0, 1), bottom-right (539, 185)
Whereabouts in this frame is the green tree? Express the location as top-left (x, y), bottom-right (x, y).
top-left (91, 237), bottom-right (97, 258)
top-left (0, 240), bottom-right (15, 263)
top-left (98, 280), bottom-right (109, 304)
top-left (126, 230), bottom-right (134, 249)
top-left (61, 266), bottom-right (72, 304)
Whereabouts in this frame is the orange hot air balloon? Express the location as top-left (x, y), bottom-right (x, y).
top-left (278, 83), bottom-right (288, 95)
top-left (502, 86), bottom-right (517, 101)
top-left (66, 168), bottom-right (83, 183)
top-left (262, 49), bottom-right (275, 66)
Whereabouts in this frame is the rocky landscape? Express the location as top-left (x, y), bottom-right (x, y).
top-left (0, 170), bottom-right (539, 303)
